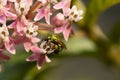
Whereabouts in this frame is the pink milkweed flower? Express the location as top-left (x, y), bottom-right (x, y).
top-left (53, 0), bottom-right (71, 16)
top-left (26, 45), bottom-right (51, 70)
top-left (52, 13), bottom-right (73, 41)
top-left (14, 0), bottom-right (33, 16)
top-left (0, 24), bottom-right (16, 54)
top-left (12, 22), bottom-right (40, 52)
top-left (0, 0), bottom-right (17, 24)
top-left (67, 5), bottom-right (83, 22)
top-left (8, 17), bottom-right (29, 36)
top-left (34, 5), bottom-right (51, 24)
top-left (52, 13), bottom-right (65, 28)
top-left (13, 34), bottom-right (40, 53)
top-left (23, 23), bottom-right (40, 52)
top-left (53, 6), bottom-right (83, 41)
top-left (9, 0), bottom-right (33, 35)
top-left (35, 0), bottom-right (58, 24)
top-left (12, 0), bottom-right (33, 26)
top-left (23, 36), bottom-right (40, 53)
top-left (11, 0), bottom-right (33, 24)
top-left (23, 23), bottom-right (38, 38)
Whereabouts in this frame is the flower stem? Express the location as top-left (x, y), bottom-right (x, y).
top-left (26, 1), bottom-right (42, 19)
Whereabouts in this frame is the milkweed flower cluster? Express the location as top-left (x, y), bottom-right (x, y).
top-left (0, 0), bottom-right (83, 70)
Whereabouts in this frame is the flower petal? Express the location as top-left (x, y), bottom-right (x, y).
top-left (8, 0), bottom-right (17, 2)
top-left (21, 17), bottom-right (29, 25)
top-left (34, 8), bottom-right (44, 21)
top-left (4, 40), bottom-right (16, 54)
top-left (54, 26), bottom-right (64, 34)
top-left (16, 20), bottom-right (24, 35)
top-left (24, 42), bottom-right (32, 52)
top-left (38, 0), bottom-right (47, 4)
top-left (31, 37), bottom-right (40, 43)
top-left (26, 53), bottom-right (39, 61)
top-left (53, 0), bottom-right (71, 16)
top-left (37, 54), bottom-right (45, 70)
top-left (45, 7), bottom-right (51, 24)
top-left (31, 46), bottom-right (42, 53)
top-left (45, 55), bottom-right (51, 63)
top-left (63, 24), bottom-right (72, 41)
top-left (53, 0), bottom-right (66, 9)
top-left (4, 10), bottom-right (17, 20)
top-left (1, 0), bottom-right (7, 6)
top-left (0, 15), bottom-right (6, 24)
top-left (25, 0), bottom-right (33, 6)
top-left (8, 21), bottom-right (17, 29)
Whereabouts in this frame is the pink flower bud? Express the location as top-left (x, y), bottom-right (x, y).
top-left (52, 13), bottom-right (65, 27)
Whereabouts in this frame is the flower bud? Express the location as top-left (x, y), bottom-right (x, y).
top-left (52, 13), bottom-right (65, 27)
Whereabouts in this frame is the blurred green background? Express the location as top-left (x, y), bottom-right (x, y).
top-left (1, 0), bottom-right (120, 80)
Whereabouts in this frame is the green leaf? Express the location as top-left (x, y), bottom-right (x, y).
top-left (84, 0), bottom-right (120, 27)
top-left (109, 20), bottom-right (120, 43)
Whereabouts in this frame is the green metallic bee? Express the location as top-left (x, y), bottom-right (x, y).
top-left (47, 34), bottom-right (66, 54)
top-left (40, 34), bottom-right (66, 54)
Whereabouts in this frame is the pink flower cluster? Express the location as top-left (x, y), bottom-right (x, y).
top-left (0, 0), bottom-right (83, 70)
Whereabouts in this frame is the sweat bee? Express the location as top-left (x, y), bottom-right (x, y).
top-left (47, 34), bottom-right (66, 54)
top-left (40, 34), bottom-right (66, 54)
